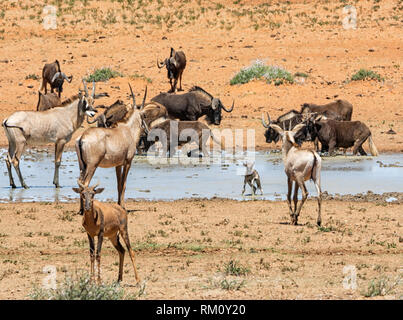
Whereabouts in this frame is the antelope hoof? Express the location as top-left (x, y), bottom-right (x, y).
top-left (22, 184), bottom-right (29, 189)
top-left (317, 219), bottom-right (322, 227)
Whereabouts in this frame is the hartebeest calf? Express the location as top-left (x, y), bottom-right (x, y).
top-left (3, 80), bottom-right (97, 188)
top-left (264, 113), bottom-right (322, 226)
top-left (73, 181), bottom-right (139, 284)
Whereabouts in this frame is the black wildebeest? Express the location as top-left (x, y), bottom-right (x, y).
top-left (40, 60), bottom-right (73, 98)
top-left (261, 110), bottom-right (313, 146)
top-left (36, 92), bottom-right (61, 111)
top-left (145, 119), bottom-right (222, 157)
top-left (300, 99), bottom-right (353, 121)
top-left (157, 48), bottom-right (187, 93)
top-left (305, 116), bottom-right (379, 156)
top-left (151, 86), bottom-right (234, 125)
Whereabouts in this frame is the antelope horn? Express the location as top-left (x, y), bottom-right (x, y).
top-left (140, 85), bottom-right (147, 110)
top-left (128, 83), bottom-right (136, 108)
top-left (82, 79), bottom-right (89, 96)
top-left (222, 100), bottom-right (235, 112)
top-left (77, 179), bottom-right (85, 189)
top-left (61, 72), bottom-right (71, 82)
top-left (92, 181), bottom-right (100, 190)
top-left (92, 81), bottom-right (96, 98)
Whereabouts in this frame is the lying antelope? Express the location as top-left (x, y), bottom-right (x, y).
top-left (73, 181), bottom-right (139, 284)
top-left (76, 85), bottom-right (162, 212)
top-left (2, 80), bottom-right (97, 188)
top-left (263, 113), bottom-right (322, 226)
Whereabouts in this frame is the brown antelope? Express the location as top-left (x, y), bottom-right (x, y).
top-left (72, 181), bottom-right (139, 284)
top-left (2, 80), bottom-right (97, 188)
top-left (263, 113), bottom-right (322, 226)
top-left (76, 85), bottom-right (161, 213)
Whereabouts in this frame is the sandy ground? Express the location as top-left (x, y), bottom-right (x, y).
top-left (0, 0), bottom-right (402, 152)
top-left (0, 198), bottom-right (401, 300)
top-left (0, 0), bottom-right (402, 301)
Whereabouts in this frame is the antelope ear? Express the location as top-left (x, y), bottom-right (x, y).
top-left (94, 188), bottom-right (104, 194)
top-left (72, 187), bottom-right (81, 194)
top-left (269, 124), bottom-right (284, 136)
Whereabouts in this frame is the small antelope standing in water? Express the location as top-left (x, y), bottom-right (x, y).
top-left (263, 113), bottom-right (322, 226)
top-left (73, 181), bottom-right (140, 284)
top-left (241, 160), bottom-right (263, 196)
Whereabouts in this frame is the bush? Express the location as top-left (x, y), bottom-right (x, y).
top-left (28, 270), bottom-right (141, 300)
top-left (222, 260), bottom-right (250, 276)
top-left (230, 60), bottom-right (294, 85)
top-left (25, 74), bottom-right (39, 80)
top-left (86, 67), bottom-right (123, 82)
top-left (351, 69), bottom-right (383, 82)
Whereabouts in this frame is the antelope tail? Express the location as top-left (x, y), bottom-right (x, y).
top-left (368, 135), bottom-right (379, 157)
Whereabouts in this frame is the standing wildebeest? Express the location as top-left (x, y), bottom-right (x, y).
top-left (3, 80), bottom-right (97, 188)
top-left (145, 119), bottom-right (222, 157)
top-left (40, 60), bottom-right (73, 98)
top-left (157, 47), bottom-right (186, 93)
top-left (300, 99), bottom-right (353, 121)
top-left (261, 110), bottom-right (312, 145)
top-left (306, 116), bottom-right (379, 156)
top-left (151, 86), bottom-right (234, 125)
top-left (266, 113), bottom-right (322, 226)
top-left (36, 91), bottom-right (61, 111)
top-left (76, 86), bottom-right (165, 212)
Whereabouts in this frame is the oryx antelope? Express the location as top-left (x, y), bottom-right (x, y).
top-left (40, 60), bottom-right (73, 98)
top-left (263, 113), bottom-right (322, 226)
top-left (157, 47), bottom-right (187, 93)
top-left (2, 80), bottom-right (97, 188)
top-left (76, 86), bottom-right (158, 213)
top-left (73, 181), bottom-right (139, 284)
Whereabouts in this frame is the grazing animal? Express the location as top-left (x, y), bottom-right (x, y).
top-left (40, 60), bottom-right (73, 98)
top-left (241, 161), bottom-right (263, 196)
top-left (266, 113), bottom-right (322, 226)
top-left (3, 80), bottom-right (97, 188)
top-left (151, 86), bottom-right (234, 125)
top-left (145, 119), bottom-right (222, 157)
top-left (261, 110), bottom-right (312, 145)
top-left (306, 116), bottom-right (379, 156)
top-left (157, 48), bottom-right (187, 93)
top-left (36, 92), bottom-right (62, 111)
top-left (300, 99), bottom-right (353, 121)
top-left (72, 181), bottom-right (139, 284)
top-left (76, 86), bottom-right (153, 212)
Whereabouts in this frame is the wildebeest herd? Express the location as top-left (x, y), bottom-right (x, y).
top-left (2, 48), bottom-right (379, 283)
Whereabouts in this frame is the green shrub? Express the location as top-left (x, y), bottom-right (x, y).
top-left (230, 60), bottom-right (294, 85)
top-left (25, 74), bottom-right (39, 80)
top-left (351, 69), bottom-right (383, 82)
top-left (86, 67), bottom-right (123, 82)
top-left (222, 260), bottom-right (250, 276)
top-left (28, 270), bottom-right (141, 300)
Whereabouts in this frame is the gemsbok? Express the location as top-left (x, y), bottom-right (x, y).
top-left (2, 80), bottom-right (97, 188)
top-left (76, 85), bottom-right (161, 213)
top-left (263, 113), bottom-right (323, 226)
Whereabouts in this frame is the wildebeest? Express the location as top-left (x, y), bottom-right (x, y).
top-left (157, 47), bottom-right (187, 93)
top-left (36, 91), bottom-right (61, 111)
top-left (300, 99), bottom-right (353, 121)
top-left (306, 116), bottom-right (379, 156)
top-left (151, 86), bottom-right (234, 125)
top-left (265, 113), bottom-right (322, 226)
top-left (3, 80), bottom-right (97, 188)
top-left (261, 110), bottom-right (311, 145)
top-left (40, 60), bottom-right (73, 98)
top-left (145, 119), bottom-right (221, 157)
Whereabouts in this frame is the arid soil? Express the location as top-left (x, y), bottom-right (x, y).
top-left (0, 198), bottom-right (401, 300)
top-left (0, 0), bottom-right (402, 300)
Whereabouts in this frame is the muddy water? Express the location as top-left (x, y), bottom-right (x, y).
top-left (0, 149), bottom-right (402, 203)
